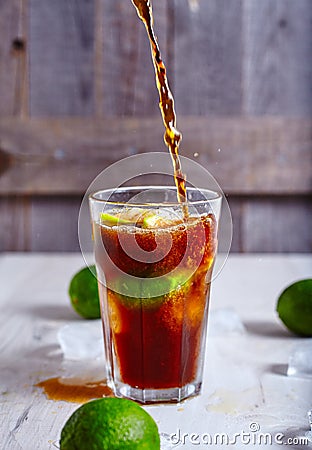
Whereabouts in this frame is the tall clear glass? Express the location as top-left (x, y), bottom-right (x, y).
top-left (89, 186), bottom-right (221, 403)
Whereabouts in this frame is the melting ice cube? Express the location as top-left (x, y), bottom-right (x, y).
top-left (57, 321), bottom-right (104, 361)
top-left (208, 308), bottom-right (246, 336)
top-left (160, 433), bottom-right (182, 449)
top-left (287, 342), bottom-right (312, 378)
top-left (305, 410), bottom-right (312, 443)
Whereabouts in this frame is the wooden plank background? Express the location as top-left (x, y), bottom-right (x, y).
top-left (29, 0), bottom-right (95, 116)
top-left (0, 0), bottom-right (311, 253)
top-left (174, 0), bottom-right (243, 115)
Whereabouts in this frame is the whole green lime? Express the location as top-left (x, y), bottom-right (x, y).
top-left (69, 265), bottom-right (101, 319)
top-left (276, 279), bottom-right (312, 337)
top-left (60, 397), bottom-right (160, 450)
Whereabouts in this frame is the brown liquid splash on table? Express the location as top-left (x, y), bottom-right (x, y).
top-left (36, 378), bottom-right (113, 404)
top-left (131, 0), bottom-right (188, 216)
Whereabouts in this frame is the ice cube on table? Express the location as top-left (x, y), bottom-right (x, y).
top-left (208, 308), bottom-right (246, 336)
top-left (57, 321), bottom-right (104, 361)
top-left (160, 433), bottom-right (181, 449)
top-left (287, 341), bottom-right (312, 378)
top-left (306, 410), bottom-right (312, 443)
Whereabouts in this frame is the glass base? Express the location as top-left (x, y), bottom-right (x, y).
top-left (112, 381), bottom-right (202, 404)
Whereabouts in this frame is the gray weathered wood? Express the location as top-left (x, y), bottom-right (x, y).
top-left (228, 196), bottom-right (312, 253)
top-left (1, 0), bottom-right (312, 255)
top-left (29, 196), bottom-right (81, 252)
top-left (94, 0), bottom-right (105, 117)
top-left (0, 0), bottom-right (27, 116)
top-left (173, 0), bottom-right (243, 115)
top-left (226, 197), bottom-right (243, 253)
top-left (0, 116), bottom-right (310, 195)
top-left (102, 0), bottom-right (168, 116)
top-left (243, 0), bottom-right (312, 115)
top-left (242, 197), bottom-right (312, 253)
top-left (0, 196), bottom-right (81, 252)
top-left (29, 0), bottom-right (95, 116)
top-left (0, 196), bottom-right (28, 251)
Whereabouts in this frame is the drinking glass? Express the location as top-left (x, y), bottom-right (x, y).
top-left (89, 186), bottom-right (221, 403)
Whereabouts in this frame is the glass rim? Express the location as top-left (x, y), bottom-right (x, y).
top-left (89, 186), bottom-right (222, 207)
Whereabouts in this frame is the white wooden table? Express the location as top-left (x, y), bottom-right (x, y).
top-left (0, 253), bottom-right (311, 450)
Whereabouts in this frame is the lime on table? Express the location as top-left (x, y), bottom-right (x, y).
top-left (276, 279), bottom-right (312, 337)
top-left (69, 265), bottom-right (101, 319)
top-left (60, 397), bottom-right (160, 450)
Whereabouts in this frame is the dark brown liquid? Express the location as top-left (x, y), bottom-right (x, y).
top-left (36, 378), bottom-right (113, 403)
top-left (131, 0), bottom-right (188, 215)
top-left (96, 214), bottom-right (217, 389)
